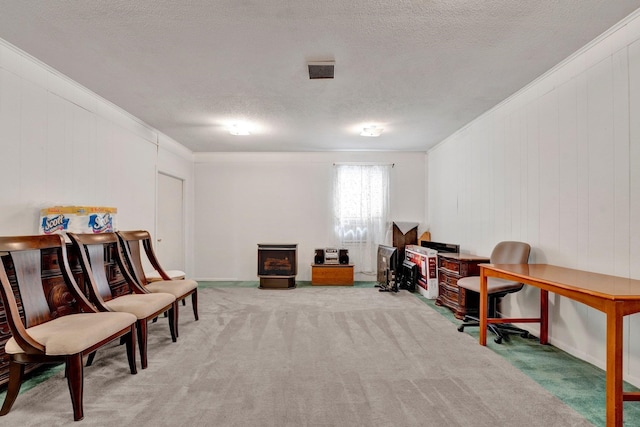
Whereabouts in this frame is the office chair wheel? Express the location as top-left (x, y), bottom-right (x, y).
top-left (494, 336), bottom-right (503, 344)
top-left (457, 325), bottom-right (464, 332)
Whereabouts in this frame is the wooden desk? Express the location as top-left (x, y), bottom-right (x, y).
top-left (311, 264), bottom-right (354, 285)
top-left (479, 263), bottom-right (640, 427)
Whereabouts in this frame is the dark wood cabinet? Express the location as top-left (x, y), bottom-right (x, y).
top-left (0, 242), bottom-right (127, 386)
top-left (435, 253), bottom-right (489, 319)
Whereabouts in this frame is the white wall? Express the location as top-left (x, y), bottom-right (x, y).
top-left (428, 10), bottom-right (640, 385)
top-left (0, 39), bottom-right (195, 274)
top-left (193, 152), bottom-right (426, 281)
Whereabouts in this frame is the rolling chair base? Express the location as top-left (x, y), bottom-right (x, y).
top-left (458, 315), bottom-right (530, 344)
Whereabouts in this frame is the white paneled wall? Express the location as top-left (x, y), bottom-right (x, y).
top-left (0, 39), bottom-right (194, 275)
top-left (193, 152), bottom-right (426, 282)
top-left (428, 11), bottom-right (640, 385)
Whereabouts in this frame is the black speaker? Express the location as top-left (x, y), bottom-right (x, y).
top-left (400, 260), bottom-right (418, 293)
top-left (314, 249), bottom-right (325, 264)
top-left (339, 249), bottom-right (349, 264)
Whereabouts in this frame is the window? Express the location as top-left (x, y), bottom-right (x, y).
top-left (333, 164), bottom-right (391, 273)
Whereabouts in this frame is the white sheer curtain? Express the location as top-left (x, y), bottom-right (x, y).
top-left (333, 164), bottom-right (391, 275)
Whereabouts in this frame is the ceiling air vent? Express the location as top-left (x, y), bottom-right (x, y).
top-left (308, 61), bottom-right (335, 79)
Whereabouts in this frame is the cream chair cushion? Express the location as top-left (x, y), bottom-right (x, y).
top-left (457, 276), bottom-right (522, 293)
top-left (5, 312), bottom-right (136, 356)
top-left (146, 279), bottom-right (197, 297)
top-left (105, 293), bottom-right (175, 319)
top-left (145, 270), bottom-right (186, 282)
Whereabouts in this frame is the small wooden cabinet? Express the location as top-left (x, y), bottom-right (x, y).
top-left (311, 264), bottom-right (354, 286)
top-left (435, 253), bottom-right (489, 319)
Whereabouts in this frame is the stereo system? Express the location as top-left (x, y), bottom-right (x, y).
top-left (324, 248), bottom-right (339, 264)
top-left (314, 248), bottom-right (349, 265)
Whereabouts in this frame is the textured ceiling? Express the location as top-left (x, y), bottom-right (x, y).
top-left (0, 1), bottom-right (639, 152)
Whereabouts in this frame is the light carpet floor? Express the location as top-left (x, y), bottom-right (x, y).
top-left (1, 287), bottom-right (592, 426)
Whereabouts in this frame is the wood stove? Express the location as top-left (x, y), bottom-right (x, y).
top-left (257, 243), bottom-right (297, 289)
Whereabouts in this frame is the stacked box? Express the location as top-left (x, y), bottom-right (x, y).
top-left (405, 245), bottom-right (438, 299)
top-left (39, 206), bottom-right (117, 235)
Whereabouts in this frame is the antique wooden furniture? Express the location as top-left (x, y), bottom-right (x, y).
top-left (435, 253), bottom-right (490, 319)
top-left (392, 222), bottom-right (418, 263)
top-left (117, 230), bottom-right (198, 335)
top-left (479, 264), bottom-right (640, 427)
top-left (0, 234), bottom-right (138, 421)
top-left (456, 241), bottom-right (530, 343)
top-left (311, 264), bottom-right (354, 285)
top-left (68, 232), bottom-right (177, 369)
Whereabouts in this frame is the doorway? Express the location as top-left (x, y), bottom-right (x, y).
top-left (157, 172), bottom-right (185, 271)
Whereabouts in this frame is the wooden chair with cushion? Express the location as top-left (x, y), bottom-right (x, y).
top-left (117, 230), bottom-right (198, 336)
top-left (67, 232), bottom-right (177, 370)
top-left (457, 241), bottom-right (531, 344)
top-left (0, 234), bottom-right (137, 421)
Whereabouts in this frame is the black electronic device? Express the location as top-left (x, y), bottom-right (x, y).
top-left (339, 248), bottom-right (349, 264)
top-left (399, 260), bottom-right (418, 293)
top-left (314, 248), bottom-right (325, 264)
top-left (376, 244), bottom-right (398, 292)
top-left (420, 240), bottom-right (460, 254)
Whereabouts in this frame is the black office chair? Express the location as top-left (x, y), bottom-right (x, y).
top-left (457, 241), bottom-right (531, 344)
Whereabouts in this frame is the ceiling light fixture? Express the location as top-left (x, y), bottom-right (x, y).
top-left (228, 124), bottom-right (251, 136)
top-left (360, 126), bottom-right (383, 137)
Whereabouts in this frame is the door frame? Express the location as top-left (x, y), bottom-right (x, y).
top-left (156, 171), bottom-right (186, 272)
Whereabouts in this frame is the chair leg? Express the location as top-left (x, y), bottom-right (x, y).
top-left (182, 299), bottom-right (186, 306)
top-left (192, 290), bottom-right (199, 321)
top-left (66, 354), bottom-right (84, 421)
top-left (137, 319), bottom-right (148, 369)
top-left (457, 314), bottom-right (506, 343)
top-left (175, 299), bottom-right (180, 338)
top-left (457, 315), bottom-right (479, 332)
top-left (86, 351), bottom-right (97, 367)
top-left (169, 302), bottom-right (177, 342)
top-left (0, 361), bottom-right (25, 416)
top-left (457, 313), bottom-right (526, 344)
top-left (495, 323), bottom-right (530, 339)
top-left (125, 326), bottom-right (138, 375)
top-left (488, 324), bottom-right (506, 344)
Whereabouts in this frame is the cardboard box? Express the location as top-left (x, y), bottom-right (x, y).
top-left (405, 245), bottom-right (438, 299)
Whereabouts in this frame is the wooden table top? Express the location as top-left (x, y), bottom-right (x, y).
top-left (484, 264), bottom-right (640, 300)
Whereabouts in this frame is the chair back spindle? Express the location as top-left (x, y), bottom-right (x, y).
top-left (9, 250), bottom-right (52, 328)
top-left (84, 244), bottom-right (114, 302)
top-left (125, 242), bottom-right (146, 285)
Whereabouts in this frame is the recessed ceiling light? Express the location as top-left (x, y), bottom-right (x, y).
top-left (228, 124), bottom-right (251, 136)
top-left (360, 126), bottom-right (383, 137)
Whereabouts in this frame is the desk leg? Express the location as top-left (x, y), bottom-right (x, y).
top-left (479, 271), bottom-right (487, 346)
top-left (540, 289), bottom-right (549, 345)
top-left (606, 305), bottom-right (624, 427)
